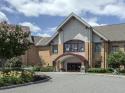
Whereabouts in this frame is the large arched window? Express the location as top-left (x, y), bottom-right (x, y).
top-left (64, 40), bottom-right (85, 52)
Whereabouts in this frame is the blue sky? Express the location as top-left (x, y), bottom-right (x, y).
top-left (0, 0), bottom-right (125, 37)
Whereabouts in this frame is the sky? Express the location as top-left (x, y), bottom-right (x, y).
top-left (0, 0), bottom-right (125, 37)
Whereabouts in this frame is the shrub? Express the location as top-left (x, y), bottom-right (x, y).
top-left (33, 66), bottom-right (54, 72)
top-left (87, 68), bottom-right (107, 73)
top-left (119, 69), bottom-right (125, 73)
top-left (32, 66), bottom-right (41, 72)
top-left (107, 51), bottom-right (125, 69)
top-left (106, 68), bottom-right (114, 73)
top-left (40, 66), bottom-right (54, 72)
top-left (5, 57), bottom-right (22, 69)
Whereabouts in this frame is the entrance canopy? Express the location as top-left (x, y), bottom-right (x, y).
top-left (53, 53), bottom-right (88, 72)
top-left (53, 53), bottom-right (87, 64)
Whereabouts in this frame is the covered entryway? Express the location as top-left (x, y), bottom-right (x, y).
top-left (67, 63), bottom-right (81, 72)
top-left (53, 53), bottom-right (88, 72)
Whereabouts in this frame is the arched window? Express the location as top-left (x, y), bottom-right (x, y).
top-left (64, 40), bottom-right (85, 52)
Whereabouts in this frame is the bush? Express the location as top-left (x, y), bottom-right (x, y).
top-left (106, 68), bottom-right (114, 73)
top-left (33, 66), bottom-right (54, 72)
top-left (107, 51), bottom-right (125, 69)
top-left (119, 69), bottom-right (125, 73)
top-left (87, 68), bottom-right (107, 73)
top-left (32, 66), bottom-right (41, 71)
top-left (40, 66), bottom-right (54, 72)
top-left (5, 57), bottom-right (22, 68)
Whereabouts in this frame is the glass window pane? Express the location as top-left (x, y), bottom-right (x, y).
top-left (64, 40), bottom-right (84, 52)
top-left (52, 45), bottom-right (58, 54)
top-left (95, 43), bottom-right (101, 52)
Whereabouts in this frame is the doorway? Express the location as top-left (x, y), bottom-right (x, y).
top-left (67, 63), bottom-right (81, 72)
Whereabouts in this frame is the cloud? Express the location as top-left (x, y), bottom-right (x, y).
top-left (5, 0), bottom-right (125, 19)
top-left (85, 17), bottom-right (106, 26)
top-left (35, 33), bottom-right (51, 37)
top-left (19, 21), bottom-right (55, 37)
top-left (0, 11), bottom-right (8, 22)
top-left (19, 22), bottom-right (41, 32)
top-left (1, 7), bottom-right (15, 13)
top-left (46, 27), bottom-right (57, 32)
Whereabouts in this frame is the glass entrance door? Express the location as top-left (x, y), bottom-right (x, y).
top-left (67, 63), bottom-right (81, 72)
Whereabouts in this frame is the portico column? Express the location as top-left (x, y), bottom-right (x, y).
top-left (56, 61), bottom-right (60, 72)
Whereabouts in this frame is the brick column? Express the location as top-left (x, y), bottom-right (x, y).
top-left (101, 41), bottom-right (108, 68)
top-left (104, 42), bottom-right (109, 68)
top-left (85, 42), bottom-right (92, 68)
top-left (58, 44), bottom-right (63, 55)
top-left (101, 41), bottom-right (105, 68)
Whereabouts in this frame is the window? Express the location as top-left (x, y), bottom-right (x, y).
top-left (64, 40), bottom-right (84, 52)
top-left (95, 43), bottom-right (101, 52)
top-left (52, 45), bottom-right (58, 54)
top-left (111, 46), bottom-right (119, 52)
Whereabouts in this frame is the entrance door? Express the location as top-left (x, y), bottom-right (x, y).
top-left (67, 63), bottom-right (81, 72)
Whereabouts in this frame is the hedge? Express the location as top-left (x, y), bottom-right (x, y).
top-left (87, 68), bottom-right (114, 73)
top-left (33, 66), bottom-right (54, 72)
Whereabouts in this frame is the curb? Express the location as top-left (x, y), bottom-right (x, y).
top-left (39, 72), bottom-right (125, 78)
top-left (0, 76), bottom-right (51, 90)
top-left (85, 73), bottom-right (125, 78)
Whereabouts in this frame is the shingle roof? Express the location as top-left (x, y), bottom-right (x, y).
top-left (32, 36), bottom-right (51, 46)
top-left (32, 36), bottom-right (42, 45)
top-left (93, 23), bottom-right (125, 41)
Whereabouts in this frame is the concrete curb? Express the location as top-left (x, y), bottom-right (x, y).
top-left (0, 76), bottom-right (51, 90)
top-left (84, 73), bottom-right (125, 78)
top-left (39, 72), bottom-right (125, 78)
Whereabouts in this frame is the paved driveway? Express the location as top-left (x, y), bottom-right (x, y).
top-left (0, 72), bottom-right (125, 93)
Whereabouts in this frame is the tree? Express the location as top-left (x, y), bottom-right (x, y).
top-left (0, 22), bottom-right (31, 68)
top-left (107, 51), bottom-right (125, 69)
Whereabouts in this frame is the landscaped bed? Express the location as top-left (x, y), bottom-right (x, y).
top-left (0, 70), bottom-right (50, 88)
top-left (86, 68), bottom-right (125, 75)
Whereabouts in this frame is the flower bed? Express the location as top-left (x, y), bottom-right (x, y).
top-left (0, 70), bottom-right (49, 87)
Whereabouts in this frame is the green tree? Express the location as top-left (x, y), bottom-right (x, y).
top-left (107, 51), bottom-right (125, 69)
top-left (0, 23), bottom-right (31, 68)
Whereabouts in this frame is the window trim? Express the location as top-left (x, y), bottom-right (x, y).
top-left (64, 40), bottom-right (85, 52)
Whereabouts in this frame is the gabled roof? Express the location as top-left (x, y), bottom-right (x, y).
top-left (45, 13), bottom-right (108, 45)
top-left (31, 13), bottom-right (125, 46)
top-left (32, 36), bottom-right (51, 46)
top-left (93, 23), bottom-right (125, 41)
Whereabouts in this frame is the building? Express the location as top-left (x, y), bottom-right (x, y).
top-left (22, 13), bottom-right (125, 72)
